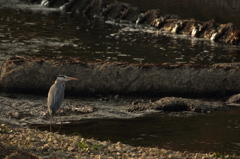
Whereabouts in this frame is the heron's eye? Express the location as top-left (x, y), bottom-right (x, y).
top-left (58, 75), bottom-right (66, 78)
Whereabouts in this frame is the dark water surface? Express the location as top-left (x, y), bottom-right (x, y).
top-left (36, 106), bottom-right (240, 155)
top-left (0, 0), bottom-right (240, 64)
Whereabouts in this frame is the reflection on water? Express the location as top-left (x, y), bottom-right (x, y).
top-left (42, 106), bottom-right (240, 155)
top-left (0, 0), bottom-right (240, 65)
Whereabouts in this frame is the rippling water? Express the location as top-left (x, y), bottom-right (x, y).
top-left (0, 0), bottom-right (240, 64)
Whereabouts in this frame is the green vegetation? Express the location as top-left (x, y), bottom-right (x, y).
top-left (0, 124), bottom-right (12, 134)
top-left (78, 141), bottom-right (102, 151)
top-left (211, 152), bottom-right (236, 159)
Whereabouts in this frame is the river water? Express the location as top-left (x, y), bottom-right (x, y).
top-left (41, 106), bottom-right (240, 155)
top-left (0, 0), bottom-right (240, 65)
top-left (1, 0), bottom-right (240, 155)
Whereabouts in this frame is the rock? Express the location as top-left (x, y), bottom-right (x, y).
top-left (226, 93), bottom-right (240, 104)
top-left (5, 151), bottom-right (40, 159)
top-left (129, 97), bottom-right (226, 113)
top-left (103, 1), bottom-right (132, 19)
top-left (137, 9), bottom-right (161, 24)
top-left (101, 141), bottom-right (110, 147)
top-left (67, 146), bottom-right (74, 151)
top-left (49, 151), bottom-right (67, 159)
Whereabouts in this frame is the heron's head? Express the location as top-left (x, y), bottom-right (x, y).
top-left (56, 75), bottom-right (78, 82)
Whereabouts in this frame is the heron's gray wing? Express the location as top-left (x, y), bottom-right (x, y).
top-left (47, 82), bottom-right (65, 115)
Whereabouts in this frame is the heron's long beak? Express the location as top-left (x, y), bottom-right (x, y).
top-left (67, 77), bottom-right (78, 80)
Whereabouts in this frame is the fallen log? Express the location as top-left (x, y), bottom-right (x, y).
top-left (1, 56), bottom-right (240, 97)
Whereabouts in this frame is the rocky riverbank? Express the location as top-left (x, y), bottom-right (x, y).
top-left (1, 124), bottom-right (227, 159)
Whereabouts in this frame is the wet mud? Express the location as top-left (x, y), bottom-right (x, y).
top-left (0, 92), bottom-right (226, 126)
top-left (0, 93), bottom-right (148, 126)
top-left (22, 0), bottom-right (240, 45)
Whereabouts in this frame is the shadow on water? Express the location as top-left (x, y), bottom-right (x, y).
top-left (34, 106), bottom-right (240, 155)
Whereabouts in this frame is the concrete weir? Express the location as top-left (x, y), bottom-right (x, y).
top-left (1, 56), bottom-right (240, 97)
top-left (23, 0), bottom-right (240, 45)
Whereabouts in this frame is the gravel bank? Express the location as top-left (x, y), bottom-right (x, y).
top-left (0, 124), bottom-right (218, 159)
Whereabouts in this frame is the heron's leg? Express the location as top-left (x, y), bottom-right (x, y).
top-left (49, 115), bottom-right (52, 132)
top-left (58, 109), bottom-right (62, 132)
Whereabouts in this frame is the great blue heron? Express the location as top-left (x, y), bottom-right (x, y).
top-left (47, 75), bottom-right (78, 132)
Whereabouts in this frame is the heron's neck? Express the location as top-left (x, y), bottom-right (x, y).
top-left (55, 79), bottom-right (65, 84)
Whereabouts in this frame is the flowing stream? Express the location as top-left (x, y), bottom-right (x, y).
top-left (0, 0), bottom-right (240, 65)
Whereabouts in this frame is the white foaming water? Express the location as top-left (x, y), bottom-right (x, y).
top-left (0, 0), bottom-right (60, 13)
